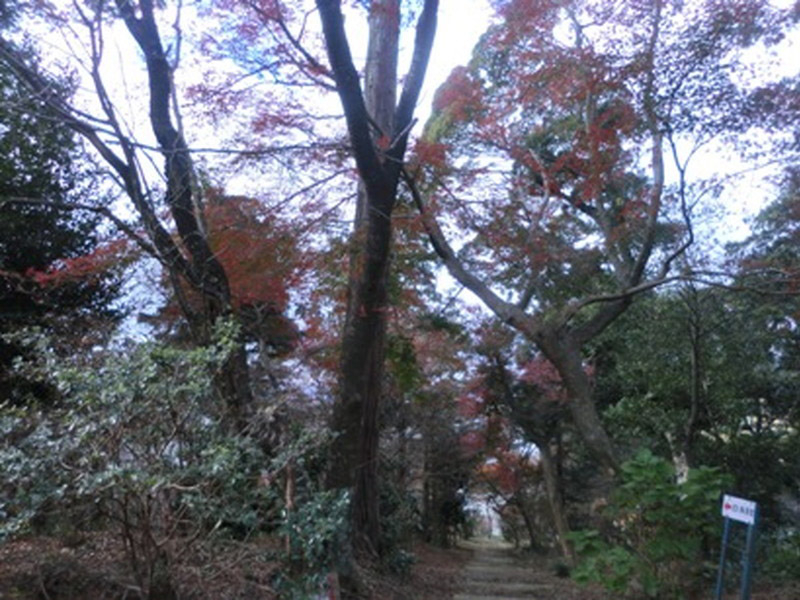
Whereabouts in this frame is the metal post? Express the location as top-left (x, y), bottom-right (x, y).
top-left (714, 517), bottom-right (731, 600)
top-left (739, 506), bottom-right (759, 600)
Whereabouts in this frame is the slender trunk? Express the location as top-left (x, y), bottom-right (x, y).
top-left (684, 286), bottom-right (702, 473)
top-left (517, 495), bottom-right (538, 550)
top-left (538, 442), bottom-right (573, 562)
top-left (117, 0), bottom-right (253, 425)
top-left (284, 460), bottom-right (296, 555)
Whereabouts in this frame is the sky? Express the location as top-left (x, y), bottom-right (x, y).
top-left (409, 0), bottom-right (494, 123)
top-left (17, 0), bottom-right (799, 316)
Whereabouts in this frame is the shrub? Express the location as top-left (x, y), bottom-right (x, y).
top-left (0, 321), bottom-right (274, 597)
top-left (762, 529), bottom-right (800, 582)
top-left (275, 488), bottom-right (350, 596)
top-left (568, 449), bottom-right (732, 598)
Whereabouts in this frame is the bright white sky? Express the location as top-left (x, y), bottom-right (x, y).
top-left (411, 0), bottom-right (494, 123)
top-left (24, 1), bottom-right (798, 268)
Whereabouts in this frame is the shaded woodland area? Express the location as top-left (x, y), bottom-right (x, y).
top-left (1, 0), bottom-right (800, 598)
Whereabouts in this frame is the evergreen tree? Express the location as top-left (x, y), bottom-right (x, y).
top-left (0, 60), bottom-right (119, 403)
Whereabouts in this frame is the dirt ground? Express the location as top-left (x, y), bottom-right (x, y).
top-left (0, 532), bottom-right (282, 599)
top-left (0, 533), bottom-right (470, 599)
top-left (1, 534), bottom-right (798, 599)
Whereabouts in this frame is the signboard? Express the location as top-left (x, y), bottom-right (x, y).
top-left (721, 494), bottom-right (757, 525)
top-left (715, 494), bottom-right (759, 600)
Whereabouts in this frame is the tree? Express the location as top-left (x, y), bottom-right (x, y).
top-left (595, 281), bottom-right (800, 527)
top-left (409, 0), bottom-right (796, 477)
top-left (312, 0), bottom-right (439, 555)
top-left (0, 54), bottom-right (121, 404)
top-left (0, 1), bottom-right (292, 429)
top-left (180, 0), bottom-right (442, 561)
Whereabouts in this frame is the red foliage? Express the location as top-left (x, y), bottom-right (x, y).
top-left (459, 429), bottom-right (486, 458)
top-left (413, 138), bottom-right (449, 171)
top-left (432, 66), bottom-right (483, 121)
top-left (520, 356), bottom-right (563, 398)
top-left (24, 238), bottom-right (131, 288)
top-left (479, 447), bottom-right (540, 496)
top-left (205, 192), bottom-right (305, 312)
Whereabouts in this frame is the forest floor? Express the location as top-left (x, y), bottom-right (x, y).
top-left (0, 533), bottom-right (470, 600)
top-left (1, 533), bottom-right (799, 599)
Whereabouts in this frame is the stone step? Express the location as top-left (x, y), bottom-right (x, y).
top-left (458, 581), bottom-right (554, 596)
top-left (463, 566), bottom-right (539, 582)
top-left (469, 555), bottom-right (517, 564)
top-left (454, 596), bottom-right (544, 600)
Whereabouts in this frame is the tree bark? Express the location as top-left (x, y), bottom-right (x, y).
top-left (116, 0), bottom-right (253, 426)
top-left (318, 0), bottom-right (438, 555)
top-left (538, 442), bottom-right (573, 562)
top-left (539, 332), bottom-right (618, 476)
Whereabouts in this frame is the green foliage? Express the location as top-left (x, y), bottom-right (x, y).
top-left (0, 58), bottom-right (121, 405)
top-left (0, 321), bottom-right (274, 595)
top-left (596, 285), bottom-right (800, 529)
top-left (386, 333), bottom-right (422, 395)
top-left (568, 530), bottom-right (639, 594)
top-left (378, 478), bottom-right (420, 574)
top-left (762, 530), bottom-right (800, 582)
top-left (275, 489), bottom-right (350, 597)
top-left (568, 450), bottom-right (732, 598)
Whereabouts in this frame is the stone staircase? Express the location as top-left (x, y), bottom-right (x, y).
top-left (454, 539), bottom-right (556, 600)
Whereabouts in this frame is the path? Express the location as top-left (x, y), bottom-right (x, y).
top-left (453, 539), bottom-right (557, 600)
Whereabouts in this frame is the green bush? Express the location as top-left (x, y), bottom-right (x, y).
top-left (0, 321), bottom-right (274, 597)
top-left (568, 449), bottom-right (732, 598)
top-left (275, 488), bottom-right (350, 596)
top-left (762, 529), bottom-right (800, 581)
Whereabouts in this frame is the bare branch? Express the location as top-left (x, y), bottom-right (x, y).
top-left (386, 0), bottom-right (438, 175)
top-left (402, 167), bottom-right (539, 339)
top-left (316, 0), bottom-right (385, 194)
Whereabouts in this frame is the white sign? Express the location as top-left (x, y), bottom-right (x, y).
top-left (721, 494), bottom-right (757, 525)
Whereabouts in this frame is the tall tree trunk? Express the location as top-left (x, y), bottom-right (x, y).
top-left (326, 0), bottom-right (400, 555)
top-left (318, 0), bottom-right (438, 556)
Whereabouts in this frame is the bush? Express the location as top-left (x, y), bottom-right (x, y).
top-left (762, 529), bottom-right (800, 581)
top-left (275, 488), bottom-right (350, 596)
top-left (568, 449), bottom-right (732, 598)
top-left (0, 321), bottom-right (275, 597)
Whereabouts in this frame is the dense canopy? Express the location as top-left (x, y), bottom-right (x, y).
top-left (1, 1), bottom-right (799, 598)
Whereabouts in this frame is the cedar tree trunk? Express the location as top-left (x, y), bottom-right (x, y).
top-left (318, 0), bottom-right (439, 555)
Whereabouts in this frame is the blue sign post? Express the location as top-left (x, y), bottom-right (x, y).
top-left (714, 494), bottom-right (759, 600)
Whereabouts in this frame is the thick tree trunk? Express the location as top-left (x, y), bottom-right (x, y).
top-left (540, 332), bottom-right (618, 477)
top-left (319, 0), bottom-right (437, 558)
top-left (325, 0), bottom-right (400, 556)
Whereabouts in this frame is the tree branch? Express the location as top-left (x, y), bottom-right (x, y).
top-left (386, 0), bottom-right (439, 174)
top-left (0, 195), bottom-right (159, 260)
top-left (316, 0), bottom-right (385, 195)
top-left (402, 168), bottom-right (538, 338)
top-left (0, 36), bottom-right (198, 288)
